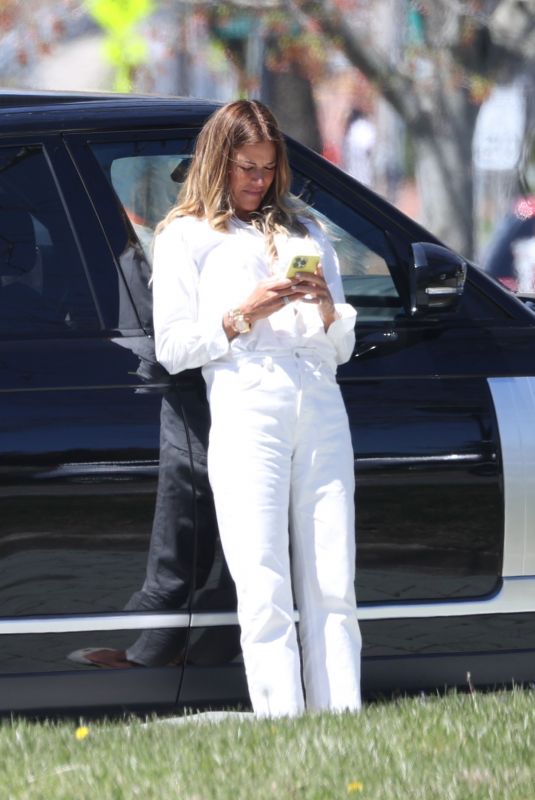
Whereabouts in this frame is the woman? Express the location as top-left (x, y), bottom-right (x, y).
top-left (153, 99), bottom-right (361, 717)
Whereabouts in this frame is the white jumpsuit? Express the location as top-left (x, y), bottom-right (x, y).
top-left (153, 215), bottom-right (362, 717)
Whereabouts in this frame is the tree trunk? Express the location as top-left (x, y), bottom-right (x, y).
top-left (410, 85), bottom-right (478, 257)
top-left (261, 37), bottom-right (322, 152)
top-left (412, 132), bottom-right (472, 256)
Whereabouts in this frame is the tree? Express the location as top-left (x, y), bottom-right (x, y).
top-left (205, 3), bottom-right (323, 151)
top-left (282, 0), bottom-right (535, 256)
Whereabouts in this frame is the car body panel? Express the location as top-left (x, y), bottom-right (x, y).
top-left (489, 376), bottom-right (535, 576)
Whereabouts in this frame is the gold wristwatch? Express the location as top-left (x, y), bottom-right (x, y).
top-left (228, 308), bottom-right (252, 334)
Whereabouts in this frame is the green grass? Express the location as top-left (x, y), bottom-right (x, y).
top-left (1, 689), bottom-right (534, 799)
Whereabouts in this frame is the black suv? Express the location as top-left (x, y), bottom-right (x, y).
top-left (2, 91), bottom-right (535, 717)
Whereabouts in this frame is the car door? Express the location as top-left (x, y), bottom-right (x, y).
top-left (289, 147), bottom-right (535, 691)
top-left (0, 135), bottom-right (188, 714)
top-left (290, 165), bottom-right (503, 605)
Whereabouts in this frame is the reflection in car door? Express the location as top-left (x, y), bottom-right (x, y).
top-left (0, 136), bottom-right (187, 714)
top-left (67, 130), bottom-right (244, 708)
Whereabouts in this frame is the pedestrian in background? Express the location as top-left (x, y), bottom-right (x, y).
top-left (342, 107), bottom-right (376, 187)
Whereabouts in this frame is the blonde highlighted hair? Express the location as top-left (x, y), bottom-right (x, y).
top-left (157, 99), bottom-right (311, 260)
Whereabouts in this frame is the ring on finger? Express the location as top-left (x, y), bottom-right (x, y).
top-left (282, 296), bottom-right (290, 306)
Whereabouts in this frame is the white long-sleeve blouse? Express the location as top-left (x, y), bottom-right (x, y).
top-left (152, 215), bottom-right (357, 376)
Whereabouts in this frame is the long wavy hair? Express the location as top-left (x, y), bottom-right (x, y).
top-left (157, 99), bottom-right (311, 261)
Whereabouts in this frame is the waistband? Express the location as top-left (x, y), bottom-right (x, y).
top-left (204, 347), bottom-right (334, 373)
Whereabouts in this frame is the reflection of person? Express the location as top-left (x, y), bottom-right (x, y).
top-left (152, 100), bottom-right (362, 717)
top-left (68, 235), bottom-right (217, 669)
top-left (484, 197), bottom-right (535, 293)
top-left (70, 380), bottom-right (216, 669)
top-left (512, 237), bottom-right (535, 293)
top-left (342, 108), bottom-right (376, 187)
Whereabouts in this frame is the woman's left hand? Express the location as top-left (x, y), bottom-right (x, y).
top-left (293, 264), bottom-right (338, 330)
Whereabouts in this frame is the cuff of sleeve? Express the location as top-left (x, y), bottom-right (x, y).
top-left (326, 302), bottom-right (357, 343)
top-left (205, 315), bottom-right (232, 360)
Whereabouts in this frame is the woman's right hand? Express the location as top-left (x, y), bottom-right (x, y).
top-left (240, 276), bottom-right (299, 323)
top-left (223, 276), bottom-right (309, 340)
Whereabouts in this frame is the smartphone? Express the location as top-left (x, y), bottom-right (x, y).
top-left (286, 254), bottom-right (320, 279)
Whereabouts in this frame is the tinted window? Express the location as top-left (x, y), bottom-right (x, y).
top-left (92, 138), bottom-right (404, 323)
top-left (292, 172), bottom-right (404, 322)
top-left (0, 146), bottom-right (100, 337)
top-left (293, 169), bottom-right (512, 323)
top-left (90, 140), bottom-right (192, 266)
top-left (311, 208), bottom-right (402, 321)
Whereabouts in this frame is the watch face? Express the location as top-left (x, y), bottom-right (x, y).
top-left (229, 309), bottom-right (251, 333)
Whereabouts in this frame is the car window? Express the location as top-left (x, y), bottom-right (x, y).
top-left (90, 140), bottom-right (192, 267)
top-left (291, 173), bottom-right (404, 322)
top-left (0, 145), bottom-right (100, 337)
top-left (309, 209), bottom-right (402, 321)
top-left (91, 138), bottom-right (404, 323)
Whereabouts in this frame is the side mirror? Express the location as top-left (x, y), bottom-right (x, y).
top-left (409, 242), bottom-right (467, 315)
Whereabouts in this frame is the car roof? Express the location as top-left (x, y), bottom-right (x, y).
top-left (0, 89), bottom-right (220, 136)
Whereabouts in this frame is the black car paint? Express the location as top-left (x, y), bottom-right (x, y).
top-left (1, 93), bottom-right (534, 716)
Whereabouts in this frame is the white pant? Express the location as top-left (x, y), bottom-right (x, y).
top-left (205, 350), bottom-right (362, 717)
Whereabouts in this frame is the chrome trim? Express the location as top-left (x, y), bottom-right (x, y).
top-left (190, 577), bottom-right (535, 623)
top-left (2, 577), bottom-right (535, 635)
top-left (425, 286), bottom-right (458, 296)
top-left (0, 612), bottom-right (190, 635)
top-left (0, 384), bottom-right (154, 394)
top-left (488, 376), bottom-right (535, 576)
top-left (191, 612), bottom-right (238, 628)
top-left (356, 453), bottom-right (483, 468)
top-left (357, 576), bottom-right (535, 619)
top-left (36, 460), bottom-right (158, 478)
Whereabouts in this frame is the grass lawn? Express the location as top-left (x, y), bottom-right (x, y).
top-left (1, 688), bottom-right (534, 799)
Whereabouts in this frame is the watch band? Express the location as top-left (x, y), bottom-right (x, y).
top-left (228, 308), bottom-right (252, 334)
